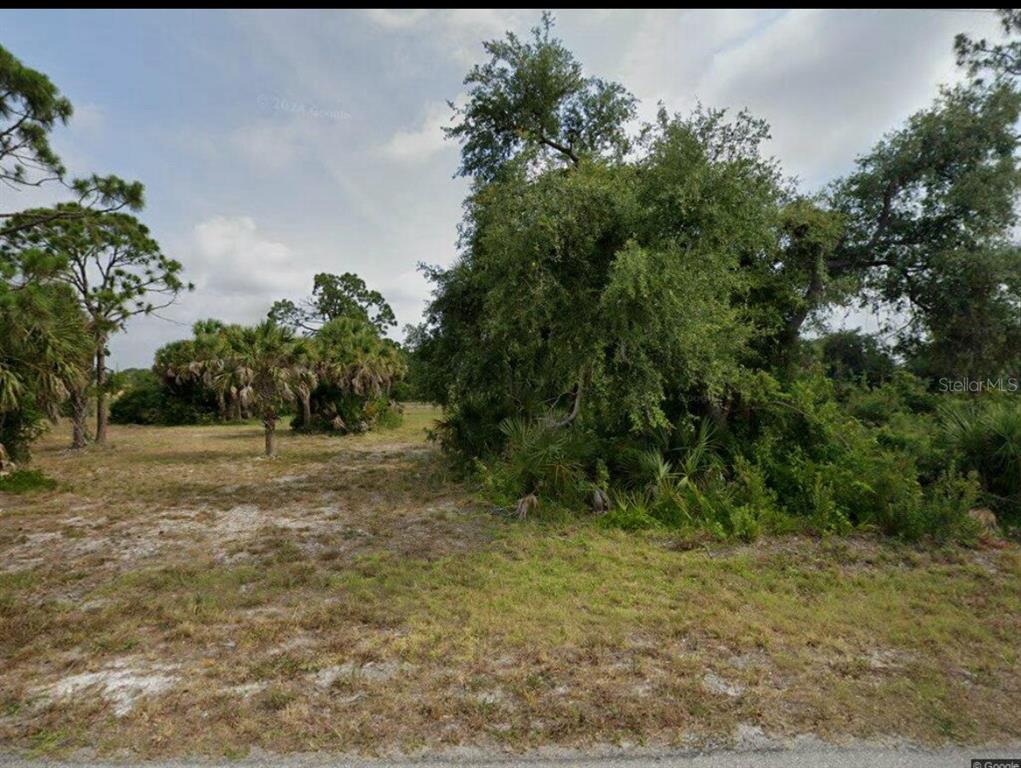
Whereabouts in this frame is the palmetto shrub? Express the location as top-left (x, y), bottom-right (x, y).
top-left (476, 417), bottom-right (594, 510)
top-left (942, 398), bottom-right (1021, 525)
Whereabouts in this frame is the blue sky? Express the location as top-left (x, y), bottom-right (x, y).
top-left (0, 9), bottom-right (1001, 367)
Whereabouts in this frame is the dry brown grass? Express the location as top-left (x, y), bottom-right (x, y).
top-left (1, 405), bottom-right (1019, 758)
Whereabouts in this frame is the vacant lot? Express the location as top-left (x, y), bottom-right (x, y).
top-left (1, 404), bottom-right (1019, 758)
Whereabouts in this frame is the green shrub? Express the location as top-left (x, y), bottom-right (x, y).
top-left (0, 469), bottom-right (57, 493)
top-left (735, 373), bottom-right (938, 538)
top-left (728, 505), bottom-right (761, 542)
top-left (599, 492), bottom-right (660, 531)
top-left (920, 469), bottom-right (984, 544)
top-left (731, 455), bottom-right (778, 516)
top-left (819, 330), bottom-right (896, 388)
top-left (370, 398), bottom-right (404, 430)
top-left (110, 370), bottom-right (217, 426)
top-left (489, 417), bottom-right (593, 505)
top-left (110, 379), bottom-right (214, 426)
top-left (0, 406), bottom-right (49, 464)
top-left (808, 474), bottom-right (852, 535)
top-left (843, 371), bottom-right (936, 424)
top-left (468, 364), bottom-right (998, 544)
top-left (874, 411), bottom-right (947, 482)
top-left (291, 386), bottom-right (402, 434)
top-left (942, 398), bottom-right (1021, 525)
top-left (109, 380), bottom-right (163, 424)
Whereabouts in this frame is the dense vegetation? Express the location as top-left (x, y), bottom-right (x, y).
top-left (408, 12), bottom-right (1021, 541)
top-left (2, 13), bottom-right (1020, 540)
top-left (111, 274), bottom-right (405, 456)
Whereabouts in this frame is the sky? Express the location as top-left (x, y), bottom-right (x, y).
top-left (0, 8), bottom-right (1003, 368)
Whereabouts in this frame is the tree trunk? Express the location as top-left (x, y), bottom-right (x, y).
top-left (217, 391), bottom-right (228, 422)
top-left (301, 391), bottom-right (312, 429)
top-left (549, 373), bottom-right (585, 428)
top-left (70, 386), bottom-right (90, 449)
top-left (779, 254), bottom-right (826, 373)
top-left (263, 411), bottom-right (276, 457)
top-left (94, 342), bottom-right (108, 445)
top-left (231, 395), bottom-right (242, 422)
top-left (0, 441), bottom-right (14, 473)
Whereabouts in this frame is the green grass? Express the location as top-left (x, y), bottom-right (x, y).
top-left (1, 410), bottom-right (1019, 757)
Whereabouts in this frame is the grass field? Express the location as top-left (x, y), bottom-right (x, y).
top-left (1, 404), bottom-right (1019, 758)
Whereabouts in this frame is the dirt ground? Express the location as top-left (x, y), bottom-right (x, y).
top-left (1, 405), bottom-right (1019, 758)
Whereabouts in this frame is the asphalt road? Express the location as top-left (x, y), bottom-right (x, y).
top-left (3, 743), bottom-right (1020, 768)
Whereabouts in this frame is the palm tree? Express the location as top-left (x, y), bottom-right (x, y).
top-left (188, 319), bottom-right (230, 421)
top-left (158, 319), bottom-right (250, 424)
top-left (214, 320), bottom-right (310, 457)
top-left (293, 356), bottom-right (319, 430)
top-left (315, 317), bottom-right (404, 399)
top-left (0, 279), bottom-right (90, 463)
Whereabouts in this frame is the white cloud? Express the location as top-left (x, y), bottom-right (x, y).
top-left (109, 216), bottom-right (317, 368)
top-left (662, 9), bottom-right (999, 187)
top-left (362, 9), bottom-right (429, 29)
top-left (361, 8), bottom-right (535, 63)
top-left (191, 215), bottom-right (306, 301)
top-left (614, 9), bottom-right (774, 122)
top-left (380, 100), bottom-right (455, 163)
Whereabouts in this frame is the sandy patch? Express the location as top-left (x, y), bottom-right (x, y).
top-left (313, 661), bottom-right (408, 689)
top-left (702, 671), bottom-right (744, 698)
top-left (35, 657), bottom-right (179, 716)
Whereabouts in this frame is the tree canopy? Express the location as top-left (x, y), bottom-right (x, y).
top-left (445, 12), bottom-right (637, 181)
top-left (269, 272), bottom-right (397, 334)
top-left (0, 44), bottom-right (144, 238)
top-left (830, 82), bottom-right (1021, 377)
top-left (2, 206), bottom-right (190, 444)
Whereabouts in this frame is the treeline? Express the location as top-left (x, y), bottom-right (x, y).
top-left (407, 12), bottom-right (1021, 541)
top-left (110, 273), bottom-right (406, 454)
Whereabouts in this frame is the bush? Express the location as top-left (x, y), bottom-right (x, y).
top-left (941, 398), bottom-right (1021, 526)
top-left (291, 387), bottom-right (402, 434)
top-left (598, 492), bottom-right (661, 531)
top-left (730, 372), bottom-right (977, 541)
top-left (843, 371), bottom-right (936, 425)
top-left (473, 418), bottom-right (595, 509)
top-left (109, 372), bottom-right (215, 426)
top-left (919, 469), bottom-right (984, 544)
top-left (365, 397), bottom-right (404, 430)
top-left (819, 330), bottom-right (896, 387)
top-left (109, 380), bottom-right (163, 424)
top-left (0, 405), bottom-right (49, 464)
top-left (0, 469), bottom-right (57, 493)
top-left (728, 505), bottom-right (762, 542)
top-left (465, 365), bottom-right (994, 544)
